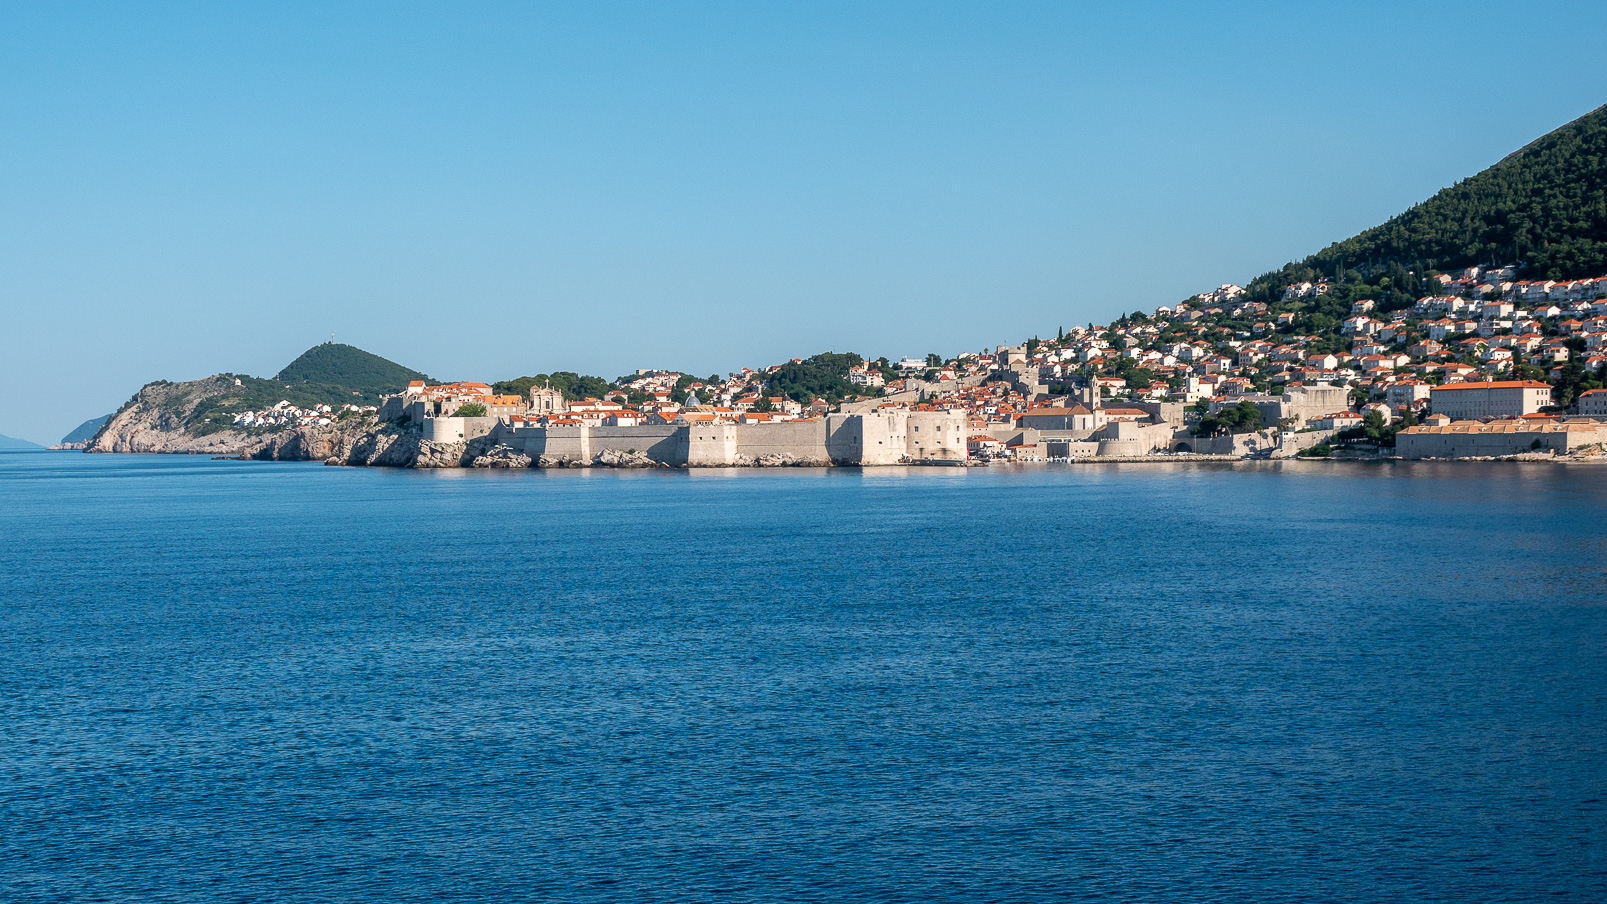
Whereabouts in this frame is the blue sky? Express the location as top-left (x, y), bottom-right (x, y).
top-left (2, 1), bottom-right (1604, 443)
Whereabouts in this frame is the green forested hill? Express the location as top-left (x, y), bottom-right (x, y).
top-left (103, 343), bottom-right (433, 437)
top-left (274, 343), bottom-right (430, 401)
top-left (1241, 104), bottom-right (1607, 316)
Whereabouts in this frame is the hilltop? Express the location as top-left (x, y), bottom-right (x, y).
top-left (88, 343), bottom-right (431, 453)
top-left (274, 343), bottom-right (430, 403)
top-left (1237, 104), bottom-right (1607, 322)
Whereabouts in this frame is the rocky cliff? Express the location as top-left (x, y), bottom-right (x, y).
top-left (88, 376), bottom-right (486, 467)
top-left (88, 375), bottom-right (376, 459)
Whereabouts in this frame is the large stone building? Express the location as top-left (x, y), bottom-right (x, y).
top-left (529, 385), bottom-right (567, 416)
top-left (1429, 380), bottom-right (1552, 420)
top-left (1395, 419), bottom-right (1607, 458)
top-left (1578, 389), bottom-right (1607, 418)
top-left (1017, 405), bottom-right (1099, 431)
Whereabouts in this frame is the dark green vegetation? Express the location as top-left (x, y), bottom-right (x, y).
top-left (1549, 338), bottom-right (1606, 407)
top-left (117, 344), bottom-right (431, 437)
top-left (274, 343), bottom-right (430, 404)
top-left (1240, 105), bottom-right (1607, 320)
top-left (453, 402), bottom-right (488, 418)
top-left (1333, 409), bottom-right (1405, 448)
top-left (1101, 350), bottom-right (1158, 390)
top-left (1194, 401), bottom-right (1264, 437)
top-left (491, 373), bottom-right (614, 402)
top-left (181, 376), bottom-right (356, 435)
top-left (764, 353), bottom-right (877, 404)
top-left (60, 415), bottom-right (110, 445)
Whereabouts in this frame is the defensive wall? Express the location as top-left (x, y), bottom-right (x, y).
top-left (1395, 421), bottom-right (1607, 458)
top-left (446, 409), bottom-right (967, 466)
top-left (1212, 384), bottom-right (1350, 429)
top-left (423, 416), bottom-right (500, 444)
top-left (1010, 421), bottom-right (1180, 458)
top-left (1174, 428), bottom-right (1333, 457)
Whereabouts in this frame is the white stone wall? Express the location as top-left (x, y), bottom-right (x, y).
top-left (1395, 424), bottom-right (1605, 458)
top-left (422, 416), bottom-right (499, 444)
top-left (487, 413), bottom-right (967, 466)
top-left (905, 411), bottom-right (967, 460)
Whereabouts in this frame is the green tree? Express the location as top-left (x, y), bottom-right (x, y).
top-left (1195, 401), bottom-right (1264, 437)
top-left (1360, 409), bottom-right (1388, 439)
top-left (764, 352), bottom-right (868, 403)
top-left (493, 372), bottom-right (614, 401)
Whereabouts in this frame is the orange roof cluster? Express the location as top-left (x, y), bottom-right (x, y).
top-left (1432, 380), bottom-right (1551, 391)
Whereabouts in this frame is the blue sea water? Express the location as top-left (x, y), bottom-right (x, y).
top-left (1, 451), bottom-right (1604, 903)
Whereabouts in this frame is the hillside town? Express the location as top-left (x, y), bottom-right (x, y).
top-left (230, 401), bottom-right (379, 429)
top-left (344, 264), bottom-right (1607, 465)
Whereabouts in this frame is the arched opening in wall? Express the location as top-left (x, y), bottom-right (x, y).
top-left (1173, 442), bottom-right (1193, 453)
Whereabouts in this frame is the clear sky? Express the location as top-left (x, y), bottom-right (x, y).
top-left (2, 1), bottom-right (1604, 443)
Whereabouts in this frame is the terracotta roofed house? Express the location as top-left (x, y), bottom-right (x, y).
top-left (1429, 380), bottom-right (1552, 420)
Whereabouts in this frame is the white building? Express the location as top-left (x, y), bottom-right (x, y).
top-left (1429, 381), bottom-right (1553, 420)
top-left (1385, 381), bottom-right (1431, 409)
top-left (1577, 389), bottom-right (1607, 418)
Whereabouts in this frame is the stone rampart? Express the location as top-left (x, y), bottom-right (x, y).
top-left (906, 411), bottom-right (967, 460)
top-left (1395, 422), bottom-right (1607, 458)
top-left (828, 410), bottom-right (904, 464)
top-left (732, 420), bottom-right (832, 464)
top-left (481, 413), bottom-right (967, 468)
top-left (1178, 429), bottom-right (1281, 456)
top-left (423, 416), bottom-right (499, 444)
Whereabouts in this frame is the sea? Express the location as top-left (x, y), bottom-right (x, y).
top-left (1, 451), bottom-right (1604, 903)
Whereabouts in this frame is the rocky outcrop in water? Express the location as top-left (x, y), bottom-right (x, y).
top-left (730, 452), bottom-right (826, 467)
top-left (324, 430), bottom-right (475, 468)
top-left (523, 449), bottom-right (663, 469)
top-left (593, 448), bottom-right (662, 468)
top-left (469, 444), bottom-right (532, 469)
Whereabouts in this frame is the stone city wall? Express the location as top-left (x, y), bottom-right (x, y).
top-left (424, 416), bottom-right (500, 444)
top-left (447, 410), bottom-right (969, 467)
top-left (1395, 424), bottom-right (1607, 458)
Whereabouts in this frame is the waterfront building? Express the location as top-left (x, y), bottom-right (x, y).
top-left (1428, 380), bottom-right (1553, 420)
top-left (1578, 389), bottom-right (1607, 418)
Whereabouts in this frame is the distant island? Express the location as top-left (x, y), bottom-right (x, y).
top-left (48, 415), bottom-right (111, 450)
top-left (0, 433), bottom-right (45, 451)
top-left (79, 104), bottom-right (1607, 468)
